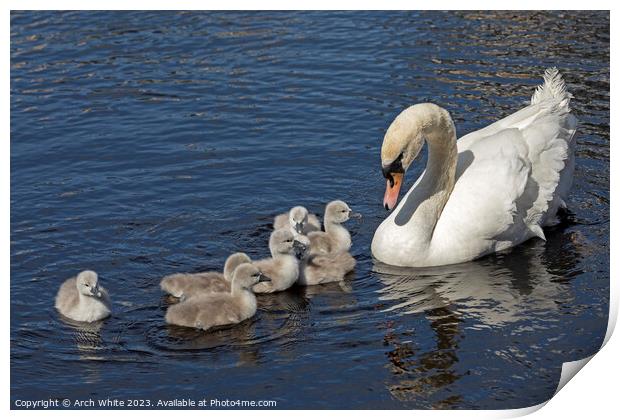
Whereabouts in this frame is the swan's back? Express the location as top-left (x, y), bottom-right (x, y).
top-left (430, 68), bottom-right (577, 264)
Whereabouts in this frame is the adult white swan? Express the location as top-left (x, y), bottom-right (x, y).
top-left (371, 68), bottom-right (577, 267)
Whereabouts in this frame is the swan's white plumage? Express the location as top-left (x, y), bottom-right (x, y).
top-left (372, 68), bottom-right (577, 267)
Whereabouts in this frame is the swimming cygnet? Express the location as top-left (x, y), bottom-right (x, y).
top-left (252, 229), bottom-right (304, 294)
top-left (55, 270), bottom-right (111, 322)
top-left (165, 263), bottom-right (268, 330)
top-left (274, 206), bottom-right (321, 235)
top-left (308, 200), bottom-right (361, 255)
top-left (160, 252), bottom-right (251, 299)
top-left (298, 252), bottom-right (356, 286)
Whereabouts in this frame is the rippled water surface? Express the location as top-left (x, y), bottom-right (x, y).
top-left (11, 11), bottom-right (609, 409)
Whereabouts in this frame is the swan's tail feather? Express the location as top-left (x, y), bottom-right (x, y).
top-left (529, 224), bottom-right (547, 241)
top-left (531, 67), bottom-right (572, 110)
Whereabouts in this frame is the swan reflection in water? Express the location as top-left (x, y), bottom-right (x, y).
top-left (373, 228), bottom-right (583, 407)
top-left (58, 316), bottom-right (108, 385)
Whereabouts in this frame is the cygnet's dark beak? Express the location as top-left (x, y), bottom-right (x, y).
top-left (348, 210), bottom-right (363, 220)
top-left (257, 272), bottom-right (271, 283)
top-left (90, 286), bottom-right (101, 297)
top-left (293, 240), bottom-right (307, 258)
top-left (295, 222), bottom-right (304, 234)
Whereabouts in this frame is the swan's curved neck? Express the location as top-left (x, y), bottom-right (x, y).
top-left (398, 106), bottom-right (458, 248)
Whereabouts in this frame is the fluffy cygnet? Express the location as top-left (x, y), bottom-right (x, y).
top-left (298, 252), bottom-right (356, 286)
top-left (252, 229), bottom-right (304, 294)
top-left (165, 263), bottom-right (267, 330)
top-left (274, 206), bottom-right (321, 235)
top-left (55, 270), bottom-right (111, 322)
top-left (160, 252), bottom-right (251, 299)
top-left (308, 200), bottom-right (361, 255)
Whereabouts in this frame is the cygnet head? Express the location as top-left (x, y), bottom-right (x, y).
top-left (325, 200), bottom-right (362, 224)
top-left (76, 270), bottom-right (102, 298)
top-left (232, 263), bottom-right (269, 290)
top-left (223, 252), bottom-right (252, 282)
top-left (289, 206), bottom-right (309, 234)
top-left (270, 228), bottom-right (305, 256)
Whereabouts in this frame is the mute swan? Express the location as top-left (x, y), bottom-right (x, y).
top-left (307, 200), bottom-right (361, 255)
top-left (252, 229), bottom-right (304, 293)
top-left (160, 252), bottom-right (251, 299)
top-left (55, 270), bottom-right (111, 322)
top-left (274, 206), bottom-right (321, 234)
top-left (165, 263), bottom-right (268, 330)
top-left (371, 68), bottom-right (577, 267)
top-left (298, 252), bottom-right (356, 286)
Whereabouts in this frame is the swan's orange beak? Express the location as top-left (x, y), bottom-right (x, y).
top-left (383, 172), bottom-right (403, 211)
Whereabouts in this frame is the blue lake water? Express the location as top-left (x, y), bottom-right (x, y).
top-left (11, 11), bottom-right (609, 409)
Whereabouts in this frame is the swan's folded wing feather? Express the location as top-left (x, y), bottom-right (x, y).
top-left (435, 129), bottom-right (532, 249)
top-left (440, 104), bottom-right (576, 257)
top-left (458, 68), bottom-right (573, 152)
top-left (522, 112), bottom-right (577, 226)
top-left (458, 103), bottom-right (552, 151)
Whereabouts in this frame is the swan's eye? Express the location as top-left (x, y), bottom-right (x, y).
top-left (382, 152), bottom-right (405, 186)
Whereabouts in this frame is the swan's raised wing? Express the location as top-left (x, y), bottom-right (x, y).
top-left (458, 68), bottom-right (575, 150)
top-left (522, 110), bottom-right (576, 227)
top-left (435, 85), bottom-right (575, 264)
top-left (457, 68), bottom-right (577, 229)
